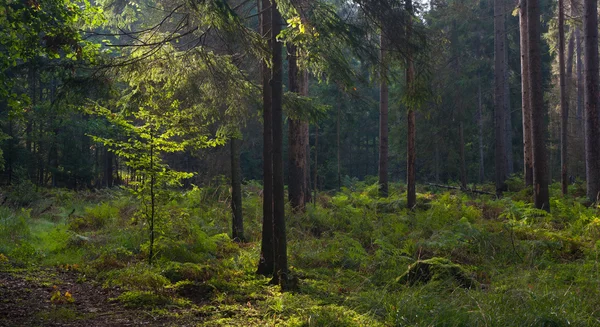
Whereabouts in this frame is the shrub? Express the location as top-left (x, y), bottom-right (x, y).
top-left (162, 262), bottom-right (212, 283)
top-left (104, 264), bottom-right (170, 292)
top-left (69, 202), bottom-right (118, 231)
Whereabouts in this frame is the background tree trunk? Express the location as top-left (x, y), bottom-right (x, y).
top-left (495, 0), bottom-right (508, 194)
top-left (583, 0), bottom-right (600, 202)
top-left (257, 0), bottom-right (274, 276)
top-left (520, 0), bottom-right (533, 186)
top-left (379, 33), bottom-right (389, 197)
top-left (559, 0), bottom-right (569, 195)
top-left (406, 0), bottom-right (416, 209)
top-left (287, 44), bottom-right (308, 212)
top-left (504, 19), bottom-right (513, 176)
top-left (478, 79), bottom-right (485, 183)
top-left (230, 137), bottom-right (244, 242)
top-left (528, 0), bottom-right (550, 210)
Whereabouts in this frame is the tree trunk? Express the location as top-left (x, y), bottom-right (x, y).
top-left (257, 0), bottom-right (274, 277)
top-left (230, 137), bottom-right (245, 242)
top-left (478, 79), bottom-right (485, 183)
top-left (287, 44), bottom-right (308, 212)
top-left (520, 0), bottom-right (533, 186)
top-left (105, 148), bottom-right (113, 187)
top-left (576, 28), bottom-right (583, 122)
top-left (379, 33), bottom-right (389, 197)
top-left (576, 27), bottom-right (585, 179)
top-left (270, 2), bottom-right (290, 290)
top-left (313, 125), bottom-right (318, 205)
top-left (504, 23), bottom-right (513, 176)
top-left (406, 0), bottom-right (416, 209)
top-left (337, 103), bottom-right (341, 190)
top-left (528, 0), bottom-right (550, 210)
top-left (495, 0), bottom-right (508, 194)
top-left (584, 0), bottom-right (600, 202)
top-left (459, 121), bottom-right (467, 189)
top-left (452, 21), bottom-right (467, 190)
top-left (559, 0), bottom-right (569, 196)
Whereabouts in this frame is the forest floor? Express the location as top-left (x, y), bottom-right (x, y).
top-left (0, 268), bottom-right (172, 327)
top-left (2, 179), bottom-right (600, 326)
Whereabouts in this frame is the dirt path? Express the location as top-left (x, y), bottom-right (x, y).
top-left (0, 268), bottom-right (177, 327)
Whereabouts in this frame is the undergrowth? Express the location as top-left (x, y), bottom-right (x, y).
top-left (1, 180), bottom-right (600, 326)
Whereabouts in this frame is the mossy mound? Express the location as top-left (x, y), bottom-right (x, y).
top-left (397, 257), bottom-right (479, 289)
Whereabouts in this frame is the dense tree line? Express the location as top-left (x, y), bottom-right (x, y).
top-left (2, 0), bottom-right (600, 288)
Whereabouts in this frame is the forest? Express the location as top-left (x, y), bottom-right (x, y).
top-left (1, 0), bottom-right (600, 325)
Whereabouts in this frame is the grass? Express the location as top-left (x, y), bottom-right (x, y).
top-left (1, 180), bottom-right (600, 326)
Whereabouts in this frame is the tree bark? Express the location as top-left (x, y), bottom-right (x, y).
top-left (406, 0), bottom-right (416, 209)
top-left (559, 0), bottom-right (569, 196)
top-left (270, 2), bottom-right (290, 289)
top-left (257, 0), bottom-right (274, 277)
top-left (576, 28), bottom-right (583, 122)
top-left (230, 137), bottom-right (245, 242)
top-left (287, 44), bottom-right (308, 212)
top-left (576, 27), bottom-right (585, 179)
top-left (313, 125), bottom-right (318, 205)
top-left (337, 103), bottom-right (341, 190)
top-left (520, 0), bottom-right (533, 187)
top-left (478, 78), bottom-right (485, 183)
top-left (583, 0), bottom-right (600, 202)
top-left (104, 148), bottom-right (113, 188)
top-left (495, 0), bottom-right (508, 194)
top-left (504, 21), bottom-right (513, 176)
top-left (528, 0), bottom-right (550, 210)
top-left (379, 33), bottom-right (389, 198)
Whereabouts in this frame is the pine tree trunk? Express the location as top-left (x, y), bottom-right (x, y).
top-left (257, 0), bottom-right (274, 277)
top-left (337, 103), bottom-right (341, 190)
top-left (576, 27), bottom-right (585, 179)
top-left (270, 2), bottom-right (290, 289)
top-left (452, 21), bottom-right (467, 190)
top-left (105, 148), bottom-right (113, 188)
top-left (287, 44), bottom-right (308, 212)
top-left (559, 0), bottom-right (569, 195)
top-left (576, 28), bottom-right (583, 122)
top-left (528, 0), bottom-right (550, 210)
top-left (313, 125), bottom-right (318, 205)
top-left (495, 0), bottom-right (508, 194)
top-left (406, 0), bottom-right (416, 209)
top-left (230, 137), bottom-right (245, 242)
top-left (459, 121), bottom-right (467, 189)
top-left (478, 80), bottom-right (485, 183)
top-left (520, 0), bottom-right (533, 186)
top-left (504, 22), bottom-right (513, 176)
top-left (583, 0), bottom-right (600, 202)
top-left (379, 33), bottom-right (389, 198)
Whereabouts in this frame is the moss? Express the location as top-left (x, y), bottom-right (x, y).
top-left (162, 262), bottom-right (212, 283)
top-left (397, 257), bottom-right (479, 289)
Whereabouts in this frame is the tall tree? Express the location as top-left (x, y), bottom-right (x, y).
top-left (257, 0), bottom-right (274, 276)
top-left (406, 0), bottom-right (416, 209)
top-left (583, 0), bottom-right (600, 202)
top-left (288, 43), bottom-right (309, 211)
top-left (478, 78), bottom-right (485, 183)
top-left (271, 1), bottom-right (290, 289)
top-left (503, 10), bottom-right (513, 176)
top-left (519, 0), bottom-right (533, 186)
top-left (379, 32), bottom-right (389, 197)
top-left (558, 0), bottom-right (569, 195)
top-left (527, 0), bottom-right (550, 210)
top-left (494, 0), bottom-right (508, 194)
